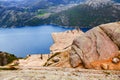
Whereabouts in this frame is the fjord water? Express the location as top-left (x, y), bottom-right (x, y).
top-left (0, 25), bottom-right (73, 57)
top-left (0, 25), bottom-right (88, 57)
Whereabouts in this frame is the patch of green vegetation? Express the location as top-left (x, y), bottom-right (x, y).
top-left (0, 52), bottom-right (17, 66)
top-left (37, 9), bottom-right (48, 17)
top-left (37, 13), bottom-right (48, 17)
top-left (38, 13), bottom-right (45, 16)
top-left (6, 53), bottom-right (17, 64)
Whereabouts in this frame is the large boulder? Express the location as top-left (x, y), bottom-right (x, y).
top-left (100, 22), bottom-right (120, 48)
top-left (70, 22), bottom-right (120, 69)
top-left (50, 29), bottom-right (84, 53)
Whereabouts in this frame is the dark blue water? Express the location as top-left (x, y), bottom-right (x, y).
top-left (0, 25), bottom-right (89, 57)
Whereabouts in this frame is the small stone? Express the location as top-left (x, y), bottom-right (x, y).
top-left (112, 57), bottom-right (120, 64)
top-left (70, 51), bottom-right (81, 68)
top-left (101, 63), bottom-right (109, 70)
top-left (52, 57), bottom-right (60, 62)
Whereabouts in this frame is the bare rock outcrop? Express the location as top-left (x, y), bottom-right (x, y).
top-left (44, 51), bottom-right (71, 67)
top-left (18, 54), bottom-right (49, 69)
top-left (50, 29), bottom-right (84, 53)
top-left (44, 50), bottom-right (84, 68)
top-left (100, 22), bottom-right (120, 48)
top-left (70, 22), bottom-right (120, 69)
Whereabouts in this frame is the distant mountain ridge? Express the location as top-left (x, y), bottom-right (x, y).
top-left (0, 0), bottom-right (120, 28)
top-left (85, 0), bottom-right (113, 8)
top-left (0, 0), bottom-right (84, 28)
top-left (24, 0), bottom-right (120, 28)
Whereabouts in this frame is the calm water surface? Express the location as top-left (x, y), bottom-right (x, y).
top-left (0, 25), bottom-right (89, 57)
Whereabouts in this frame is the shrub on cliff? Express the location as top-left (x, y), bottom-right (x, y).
top-left (5, 52), bottom-right (17, 64)
top-left (0, 52), bottom-right (17, 66)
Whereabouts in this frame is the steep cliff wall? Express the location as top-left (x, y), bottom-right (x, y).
top-left (50, 29), bottom-right (84, 53)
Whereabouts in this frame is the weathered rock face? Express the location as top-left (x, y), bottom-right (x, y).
top-left (44, 51), bottom-right (71, 67)
top-left (44, 50), bottom-right (84, 68)
top-left (0, 52), bottom-right (17, 66)
top-left (70, 22), bottom-right (120, 69)
top-left (50, 29), bottom-right (84, 53)
top-left (100, 22), bottom-right (120, 48)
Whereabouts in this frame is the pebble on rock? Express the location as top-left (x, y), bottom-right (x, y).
top-left (112, 57), bottom-right (120, 64)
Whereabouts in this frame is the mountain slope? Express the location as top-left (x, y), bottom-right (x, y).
top-left (0, 0), bottom-right (84, 28)
top-left (27, 0), bottom-right (120, 28)
top-left (0, 0), bottom-right (120, 28)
